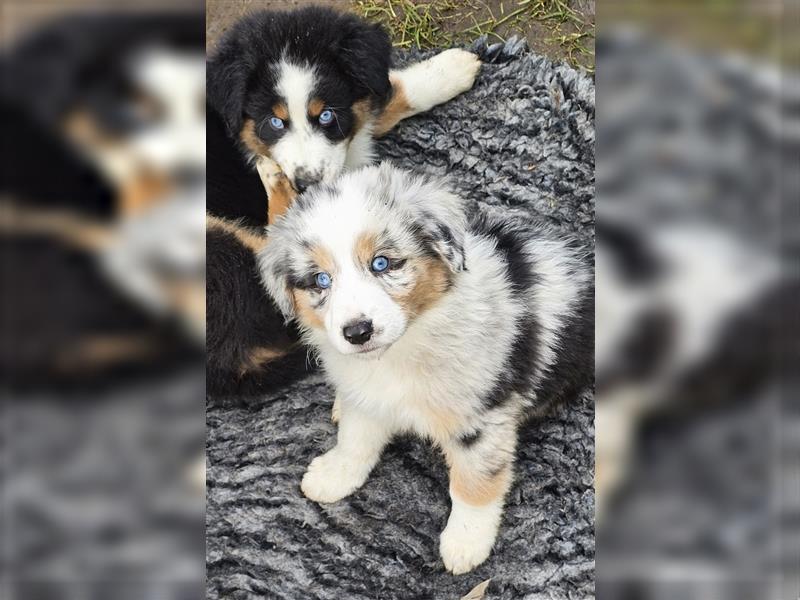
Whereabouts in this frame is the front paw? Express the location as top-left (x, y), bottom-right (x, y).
top-left (431, 49), bottom-right (481, 98)
top-left (301, 448), bottom-right (370, 504)
top-left (255, 158), bottom-right (297, 221)
top-left (440, 506), bottom-right (500, 574)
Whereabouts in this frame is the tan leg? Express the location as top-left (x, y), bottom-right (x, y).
top-left (440, 415), bottom-right (517, 574)
top-left (256, 157), bottom-right (298, 224)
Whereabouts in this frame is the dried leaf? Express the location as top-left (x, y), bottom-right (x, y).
top-left (460, 578), bottom-right (491, 600)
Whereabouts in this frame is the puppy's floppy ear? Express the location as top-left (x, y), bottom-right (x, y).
top-left (336, 19), bottom-right (392, 105)
top-left (258, 242), bottom-right (296, 320)
top-left (207, 36), bottom-right (248, 137)
top-left (377, 162), bottom-right (467, 273)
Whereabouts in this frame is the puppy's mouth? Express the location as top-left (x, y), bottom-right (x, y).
top-left (345, 340), bottom-right (390, 359)
top-left (356, 345), bottom-right (383, 355)
top-left (353, 346), bottom-right (388, 360)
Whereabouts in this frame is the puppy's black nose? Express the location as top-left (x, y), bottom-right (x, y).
top-left (342, 320), bottom-right (373, 345)
top-left (293, 170), bottom-right (321, 193)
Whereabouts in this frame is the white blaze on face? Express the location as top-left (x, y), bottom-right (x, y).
top-left (303, 191), bottom-right (409, 357)
top-left (323, 257), bottom-right (409, 357)
top-left (271, 60), bottom-right (348, 186)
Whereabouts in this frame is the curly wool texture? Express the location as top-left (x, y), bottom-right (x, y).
top-left (207, 38), bottom-right (595, 600)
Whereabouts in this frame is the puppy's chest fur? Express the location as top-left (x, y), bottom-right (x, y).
top-left (333, 349), bottom-right (479, 440)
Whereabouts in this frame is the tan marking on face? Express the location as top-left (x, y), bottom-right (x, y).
top-left (239, 345), bottom-right (290, 376)
top-left (351, 98), bottom-right (373, 135)
top-left (290, 245), bottom-right (336, 331)
top-left (307, 98), bottom-right (325, 117)
top-left (292, 289), bottom-right (325, 330)
top-left (450, 463), bottom-right (512, 507)
top-left (392, 256), bottom-right (452, 317)
top-left (240, 118), bottom-right (272, 157)
top-left (373, 74), bottom-right (412, 137)
top-left (206, 215), bottom-right (268, 253)
top-left (309, 245), bottom-right (336, 277)
top-left (354, 231), bottom-right (378, 266)
top-left (272, 102), bottom-right (289, 121)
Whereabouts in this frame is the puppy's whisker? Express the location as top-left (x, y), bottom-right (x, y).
top-left (333, 114), bottom-right (344, 138)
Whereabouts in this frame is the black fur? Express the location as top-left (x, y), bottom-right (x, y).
top-left (481, 314), bottom-right (541, 410)
top-left (470, 215), bottom-right (542, 410)
top-left (206, 226), bottom-right (311, 397)
top-left (1, 95), bottom-right (114, 218)
top-left (470, 213), bottom-right (538, 293)
top-left (536, 281), bottom-right (595, 412)
top-left (206, 104), bottom-right (269, 228)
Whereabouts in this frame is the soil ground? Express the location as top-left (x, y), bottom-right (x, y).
top-left (206, 0), bottom-right (596, 71)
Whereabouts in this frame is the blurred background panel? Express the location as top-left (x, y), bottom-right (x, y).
top-left (1, 2), bottom-right (205, 599)
top-left (595, 1), bottom-right (798, 599)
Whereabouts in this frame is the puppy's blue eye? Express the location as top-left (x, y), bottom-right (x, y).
top-left (315, 272), bottom-right (332, 289)
top-left (269, 116), bottom-right (285, 130)
top-left (371, 256), bottom-right (389, 273)
top-left (318, 110), bottom-right (334, 125)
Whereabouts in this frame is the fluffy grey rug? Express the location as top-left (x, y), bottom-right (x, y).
top-left (206, 37), bottom-right (596, 600)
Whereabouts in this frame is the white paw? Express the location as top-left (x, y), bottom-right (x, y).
top-left (402, 49), bottom-right (481, 113)
top-left (301, 448), bottom-right (370, 504)
top-left (255, 156), bottom-right (281, 179)
top-left (426, 49), bottom-right (481, 103)
top-left (440, 505), bottom-right (500, 574)
top-left (255, 156), bottom-right (294, 191)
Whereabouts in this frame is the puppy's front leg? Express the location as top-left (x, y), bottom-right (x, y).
top-left (255, 156), bottom-right (297, 224)
top-left (374, 49), bottom-right (481, 137)
top-left (440, 417), bottom-right (518, 574)
top-left (302, 399), bottom-right (391, 504)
